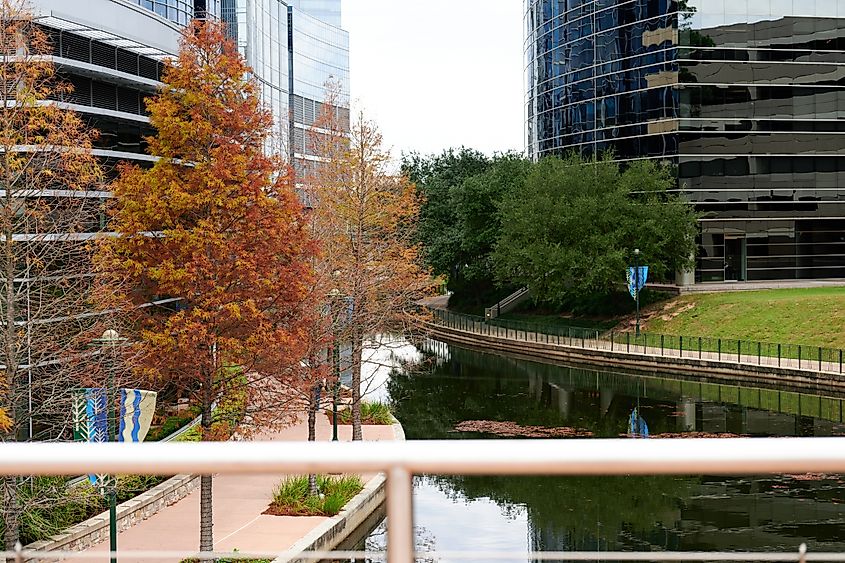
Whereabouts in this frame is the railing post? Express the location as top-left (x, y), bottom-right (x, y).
top-left (627, 332), bottom-right (630, 353)
top-left (718, 339), bottom-right (721, 361)
top-left (778, 343), bottom-right (781, 367)
top-left (610, 331), bottom-right (614, 352)
top-left (738, 340), bottom-right (741, 363)
top-left (699, 337), bottom-right (702, 359)
top-left (758, 342), bottom-right (761, 365)
top-left (799, 345), bottom-right (802, 369)
top-left (819, 347), bottom-right (822, 371)
top-left (680, 336), bottom-right (683, 358)
top-left (840, 349), bottom-right (843, 373)
top-left (387, 467), bottom-right (414, 563)
top-left (661, 334), bottom-right (664, 356)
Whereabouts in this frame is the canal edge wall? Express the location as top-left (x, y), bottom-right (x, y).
top-left (272, 417), bottom-right (406, 563)
top-left (426, 323), bottom-right (845, 393)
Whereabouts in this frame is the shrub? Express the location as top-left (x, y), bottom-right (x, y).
top-left (329, 401), bottom-right (393, 425)
top-left (268, 474), bottom-right (363, 517)
top-left (174, 425), bottom-right (201, 442)
top-left (147, 415), bottom-right (193, 442)
top-left (115, 475), bottom-right (168, 503)
top-left (0, 474), bottom-right (173, 545)
top-left (0, 478), bottom-right (101, 545)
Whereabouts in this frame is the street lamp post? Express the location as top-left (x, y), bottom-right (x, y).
top-left (634, 249), bottom-right (641, 338)
top-left (329, 288), bottom-right (341, 442)
top-left (91, 329), bottom-right (125, 563)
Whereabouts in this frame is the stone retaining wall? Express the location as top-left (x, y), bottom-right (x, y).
top-left (25, 473), bottom-right (199, 559)
top-left (428, 323), bottom-right (845, 393)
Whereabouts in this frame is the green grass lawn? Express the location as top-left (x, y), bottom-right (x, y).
top-left (643, 287), bottom-right (845, 349)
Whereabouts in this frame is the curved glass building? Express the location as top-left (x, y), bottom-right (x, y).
top-left (525, 1), bottom-right (845, 283)
top-left (224, 0), bottom-right (350, 178)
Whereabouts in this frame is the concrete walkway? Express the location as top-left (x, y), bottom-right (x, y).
top-left (680, 278), bottom-right (845, 293)
top-left (72, 414), bottom-right (397, 563)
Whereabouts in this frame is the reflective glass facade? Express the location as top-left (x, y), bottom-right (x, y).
top-left (289, 5), bottom-right (350, 176)
top-left (525, 1), bottom-right (845, 283)
top-left (229, 0), bottom-right (291, 146)
top-left (127, 0), bottom-right (221, 25)
top-left (226, 0), bottom-right (349, 174)
top-left (288, 0), bottom-right (341, 27)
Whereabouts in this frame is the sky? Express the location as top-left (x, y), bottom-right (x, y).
top-left (342, 1), bottom-right (525, 160)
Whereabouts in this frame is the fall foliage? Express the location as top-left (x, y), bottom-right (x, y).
top-left (96, 20), bottom-right (314, 556)
top-left (305, 99), bottom-right (435, 440)
top-left (0, 0), bottom-right (112, 551)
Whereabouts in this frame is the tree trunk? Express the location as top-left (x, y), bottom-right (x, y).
top-left (3, 475), bottom-right (19, 563)
top-left (199, 386), bottom-right (214, 562)
top-left (307, 384), bottom-right (318, 497)
top-left (2, 154), bottom-right (20, 554)
top-left (351, 329), bottom-right (363, 441)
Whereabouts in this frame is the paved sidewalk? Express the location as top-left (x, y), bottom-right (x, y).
top-left (680, 279), bottom-right (845, 293)
top-left (73, 414), bottom-right (397, 563)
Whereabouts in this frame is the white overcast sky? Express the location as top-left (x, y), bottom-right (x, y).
top-left (342, 1), bottom-right (525, 159)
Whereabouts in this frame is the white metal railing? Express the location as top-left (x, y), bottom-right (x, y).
top-left (3, 438), bottom-right (845, 562)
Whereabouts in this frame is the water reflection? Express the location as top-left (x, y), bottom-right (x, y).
top-left (346, 342), bottom-right (845, 561)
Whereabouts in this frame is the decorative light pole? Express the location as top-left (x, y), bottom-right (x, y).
top-left (329, 287), bottom-right (341, 442)
top-left (91, 329), bottom-right (126, 563)
top-left (634, 249), bottom-right (641, 338)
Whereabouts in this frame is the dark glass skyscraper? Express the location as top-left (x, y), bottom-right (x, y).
top-left (525, 1), bottom-right (845, 283)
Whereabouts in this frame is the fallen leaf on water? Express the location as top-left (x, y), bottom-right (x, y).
top-left (452, 420), bottom-right (594, 438)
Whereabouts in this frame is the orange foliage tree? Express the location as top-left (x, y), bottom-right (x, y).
top-left (306, 106), bottom-right (435, 440)
top-left (96, 21), bottom-right (314, 556)
top-left (0, 0), bottom-right (110, 552)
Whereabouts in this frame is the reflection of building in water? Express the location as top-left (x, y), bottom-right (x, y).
top-left (399, 345), bottom-right (845, 556)
top-left (525, 2), bottom-right (845, 283)
top-left (519, 362), bottom-right (845, 554)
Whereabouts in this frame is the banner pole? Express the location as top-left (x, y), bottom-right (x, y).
top-left (634, 249), bottom-right (641, 337)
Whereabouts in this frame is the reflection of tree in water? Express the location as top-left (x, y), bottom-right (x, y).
top-left (357, 520), bottom-right (436, 563)
top-left (387, 350), bottom-right (690, 440)
top-left (390, 344), bottom-right (845, 554)
top-left (429, 473), bottom-right (695, 552)
top-left (388, 350), bottom-right (697, 552)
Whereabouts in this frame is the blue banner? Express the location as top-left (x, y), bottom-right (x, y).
top-left (82, 388), bottom-right (108, 486)
top-left (628, 408), bottom-right (649, 438)
top-left (626, 265), bottom-right (649, 299)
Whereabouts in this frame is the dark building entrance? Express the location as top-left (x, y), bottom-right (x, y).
top-left (724, 237), bottom-right (746, 282)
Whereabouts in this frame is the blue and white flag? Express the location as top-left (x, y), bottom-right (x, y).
top-left (118, 389), bottom-right (157, 443)
top-left (628, 408), bottom-right (649, 438)
top-left (626, 265), bottom-right (649, 299)
top-left (71, 388), bottom-right (109, 486)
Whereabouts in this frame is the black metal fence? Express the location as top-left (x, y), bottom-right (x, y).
top-left (430, 308), bottom-right (845, 374)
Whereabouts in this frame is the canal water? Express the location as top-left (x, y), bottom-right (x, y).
top-left (345, 340), bottom-right (845, 562)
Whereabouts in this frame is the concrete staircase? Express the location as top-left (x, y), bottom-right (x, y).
top-left (484, 287), bottom-right (531, 319)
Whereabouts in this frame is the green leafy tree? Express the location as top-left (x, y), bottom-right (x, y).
top-left (404, 150), bottom-right (528, 307)
top-left (452, 154), bottom-right (530, 301)
top-left (494, 154), bottom-right (697, 306)
top-left (403, 148), bottom-right (489, 283)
